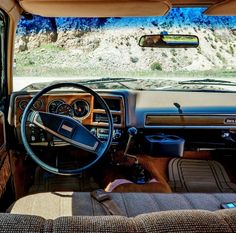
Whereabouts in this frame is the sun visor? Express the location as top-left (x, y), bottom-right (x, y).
top-left (205, 0), bottom-right (236, 16)
top-left (18, 0), bottom-right (172, 17)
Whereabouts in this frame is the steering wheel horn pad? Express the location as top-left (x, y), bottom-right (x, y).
top-left (31, 111), bottom-right (103, 154)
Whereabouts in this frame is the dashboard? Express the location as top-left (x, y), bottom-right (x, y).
top-left (8, 89), bottom-right (236, 150)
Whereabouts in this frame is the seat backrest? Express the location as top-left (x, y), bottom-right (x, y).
top-left (1, 209), bottom-right (236, 233)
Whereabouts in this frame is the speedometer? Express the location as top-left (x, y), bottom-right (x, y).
top-left (48, 99), bottom-right (65, 113)
top-left (56, 103), bottom-right (74, 117)
top-left (71, 99), bottom-right (90, 118)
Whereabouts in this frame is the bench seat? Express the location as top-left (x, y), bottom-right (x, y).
top-left (8, 192), bottom-right (236, 219)
top-left (1, 209), bottom-right (236, 232)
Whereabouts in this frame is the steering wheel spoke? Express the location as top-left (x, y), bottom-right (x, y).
top-left (31, 111), bottom-right (104, 155)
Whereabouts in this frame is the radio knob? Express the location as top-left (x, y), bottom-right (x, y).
top-left (40, 134), bottom-right (46, 142)
top-left (31, 135), bottom-right (36, 142)
top-left (114, 130), bottom-right (122, 139)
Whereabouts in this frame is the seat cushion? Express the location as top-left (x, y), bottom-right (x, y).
top-left (0, 213), bottom-right (46, 233)
top-left (217, 209), bottom-right (236, 232)
top-left (52, 210), bottom-right (234, 233)
top-left (1, 210), bottom-right (236, 232)
top-left (8, 192), bottom-right (236, 219)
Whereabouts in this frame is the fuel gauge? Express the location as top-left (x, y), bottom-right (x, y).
top-left (56, 103), bottom-right (74, 117)
top-left (71, 100), bottom-right (90, 118)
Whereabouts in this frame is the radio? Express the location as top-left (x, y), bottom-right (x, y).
top-left (90, 127), bottom-right (122, 141)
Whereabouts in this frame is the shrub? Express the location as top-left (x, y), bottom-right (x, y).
top-left (216, 52), bottom-right (226, 63)
top-left (171, 57), bottom-right (177, 63)
top-left (229, 45), bottom-right (234, 55)
top-left (130, 57), bottom-right (139, 63)
top-left (171, 49), bottom-right (177, 56)
top-left (162, 52), bottom-right (167, 57)
top-left (150, 62), bottom-right (162, 71)
top-left (211, 44), bottom-right (216, 49)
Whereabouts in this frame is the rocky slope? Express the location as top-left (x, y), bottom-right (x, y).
top-left (14, 8), bottom-right (236, 77)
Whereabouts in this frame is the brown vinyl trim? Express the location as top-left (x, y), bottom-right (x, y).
top-left (205, 0), bottom-right (236, 16)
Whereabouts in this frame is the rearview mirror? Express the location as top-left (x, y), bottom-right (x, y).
top-left (139, 34), bottom-right (199, 48)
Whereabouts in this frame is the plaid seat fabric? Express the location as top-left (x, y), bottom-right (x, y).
top-left (1, 209), bottom-right (236, 233)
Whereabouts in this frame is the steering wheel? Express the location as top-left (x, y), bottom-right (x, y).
top-left (20, 83), bottom-right (113, 175)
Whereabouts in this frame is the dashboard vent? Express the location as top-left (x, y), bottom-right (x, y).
top-left (94, 98), bottom-right (121, 111)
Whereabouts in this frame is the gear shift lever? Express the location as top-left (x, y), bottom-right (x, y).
top-left (124, 127), bottom-right (147, 184)
top-left (124, 127), bottom-right (138, 161)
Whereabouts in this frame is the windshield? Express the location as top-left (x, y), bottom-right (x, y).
top-left (14, 8), bottom-right (236, 91)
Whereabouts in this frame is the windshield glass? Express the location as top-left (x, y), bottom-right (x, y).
top-left (14, 8), bottom-right (236, 91)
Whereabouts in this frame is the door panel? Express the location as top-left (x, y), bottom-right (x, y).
top-left (0, 111), bottom-right (10, 198)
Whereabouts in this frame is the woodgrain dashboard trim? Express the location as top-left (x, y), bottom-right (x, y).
top-left (145, 114), bottom-right (236, 129)
top-left (13, 93), bottom-right (125, 129)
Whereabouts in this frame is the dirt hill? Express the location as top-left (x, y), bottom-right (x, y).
top-left (14, 9), bottom-right (236, 77)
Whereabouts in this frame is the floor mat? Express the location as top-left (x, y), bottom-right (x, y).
top-left (29, 167), bottom-right (99, 194)
top-left (168, 158), bottom-right (236, 193)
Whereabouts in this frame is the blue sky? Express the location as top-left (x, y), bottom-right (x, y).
top-left (16, 8), bottom-right (236, 35)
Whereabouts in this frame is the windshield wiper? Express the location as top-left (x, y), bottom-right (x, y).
top-left (77, 77), bottom-right (137, 89)
top-left (21, 77), bottom-right (138, 91)
top-left (178, 79), bottom-right (236, 86)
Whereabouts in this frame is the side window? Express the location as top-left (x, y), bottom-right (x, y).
top-left (0, 9), bottom-right (9, 205)
top-left (0, 10), bottom-right (7, 102)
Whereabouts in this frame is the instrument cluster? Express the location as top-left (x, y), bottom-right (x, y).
top-left (48, 99), bottom-right (90, 118)
top-left (18, 98), bottom-right (90, 119)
